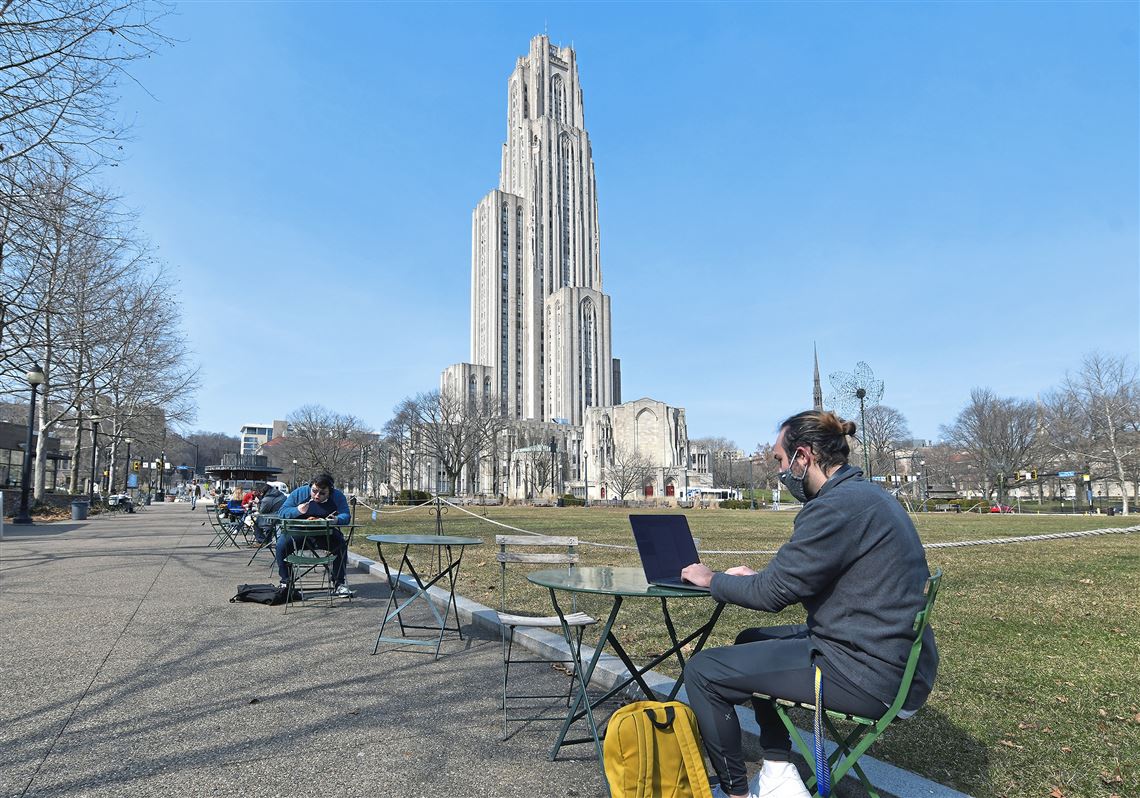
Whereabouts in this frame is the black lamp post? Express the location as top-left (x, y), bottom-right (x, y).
top-left (123, 438), bottom-right (132, 491)
top-left (749, 456), bottom-right (756, 509)
top-left (189, 441), bottom-right (200, 479)
top-left (292, 458), bottom-right (298, 487)
top-left (88, 415), bottom-right (101, 504)
top-left (583, 451), bottom-right (590, 507)
top-left (13, 365), bottom-right (46, 525)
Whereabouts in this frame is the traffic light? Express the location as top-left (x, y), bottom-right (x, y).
top-left (1030, 469), bottom-right (1037, 480)
top-left (132, 459), bottom-right (141, 473)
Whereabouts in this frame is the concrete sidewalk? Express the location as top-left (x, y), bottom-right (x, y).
top-left (1, 505), bottom-right (966, 798)
top-left (0, 505), bottom-right (604, 798)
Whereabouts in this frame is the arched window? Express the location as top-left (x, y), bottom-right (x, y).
top-left (579, 298), bottom-right (596, 415)
top-left (551, 74), bottom-right (564, 123)
top-left (560, 134), bottom-right (572, 287)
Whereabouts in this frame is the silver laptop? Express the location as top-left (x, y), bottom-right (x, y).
top-left (629, 514), bottom-right (709, 592)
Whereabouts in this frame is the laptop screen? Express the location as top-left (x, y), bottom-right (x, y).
top-left (629, 514), bottom-right (701, 583)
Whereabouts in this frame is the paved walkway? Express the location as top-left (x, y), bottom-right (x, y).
top-left (0, 505), bottom-right (602, 798)
top-left (1, 504), bottom-right (965, 798)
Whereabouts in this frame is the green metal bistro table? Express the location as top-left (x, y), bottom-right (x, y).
top-left (527, 566), bottom-right (725, 772)
top-left (368, 533), bottom-right (483, 660)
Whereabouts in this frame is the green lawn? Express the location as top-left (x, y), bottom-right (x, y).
top-left (349, 505), bottom-right (1140, 798)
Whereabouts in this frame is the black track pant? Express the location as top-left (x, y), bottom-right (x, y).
top-left (683, 624), bottom-right (885, 795)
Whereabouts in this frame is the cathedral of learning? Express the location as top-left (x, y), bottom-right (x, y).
top-left (441, 35), bottom-right (711, 502)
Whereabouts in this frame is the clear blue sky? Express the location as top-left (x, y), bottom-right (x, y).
top-left (110, 1), bottom-right (1139, 449)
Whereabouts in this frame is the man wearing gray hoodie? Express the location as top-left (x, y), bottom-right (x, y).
top-left (681, 410), bottom-right (938, 798)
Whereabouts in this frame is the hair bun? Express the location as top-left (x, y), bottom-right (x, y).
top-left (842, 420), bottom-right (857, 436)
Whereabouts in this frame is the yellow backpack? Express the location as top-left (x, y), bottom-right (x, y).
top-left (603, 700), bottom-right (713, 798)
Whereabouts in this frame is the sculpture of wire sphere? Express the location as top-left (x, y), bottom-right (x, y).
top-left (825, 362), bottom-right (884, 477)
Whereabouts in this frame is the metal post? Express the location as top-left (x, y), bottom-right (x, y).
top-left (749, 457), bottom-right (756, 509)
top-left (292, 459), bottom-right (298, 487)
top-left (88, 418), bottom-right (100, 504)
top-left (13, 366), bottom-right (45, 525)
top-left (124, 439), bottom-right (132, 492)
top-left (583, 452), bottom-right (589, 507)
top-left (549, 436), bottom-right (557, 499)
top-left (858, 391), bottom-right (870, 478)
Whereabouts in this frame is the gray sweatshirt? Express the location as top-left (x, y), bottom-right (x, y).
top-left (710, 464), bottom-right (938, 710)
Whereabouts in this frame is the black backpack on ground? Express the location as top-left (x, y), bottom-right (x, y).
top-left (230, 583), bottom-right (288, 605)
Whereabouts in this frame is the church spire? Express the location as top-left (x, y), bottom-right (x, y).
top-left (813, 344), bottom-right (823, 411)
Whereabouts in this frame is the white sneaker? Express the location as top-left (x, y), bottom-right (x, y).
top-left (333, 583), bottom-right (356, 598)
top-left (750, 760), bottom-right (811, 798)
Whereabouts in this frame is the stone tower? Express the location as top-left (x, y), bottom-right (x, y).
top-left (468, 35), bottom-right (615, 425)
top-left (813, 344), bottom-right (824, 411)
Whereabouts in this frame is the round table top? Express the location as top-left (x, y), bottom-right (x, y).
top-left (366, 533), bottom-right (483, 547)
top-left (527, 566), bottom-right (713, 598)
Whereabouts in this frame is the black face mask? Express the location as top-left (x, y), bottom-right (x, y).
top-left (777, 451), bottom-right (809, 503)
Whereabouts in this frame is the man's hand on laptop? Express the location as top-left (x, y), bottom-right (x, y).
top-left (680, 563), bottom-right (714, 587)
top-left (724, 565), bottom-right (758, 577)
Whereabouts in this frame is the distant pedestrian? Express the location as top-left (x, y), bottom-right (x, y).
top-left (191, 483), bottom-right (201, 510)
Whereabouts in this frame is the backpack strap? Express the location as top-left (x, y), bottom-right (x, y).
top-left (638, 704), bottom-right (655, 798)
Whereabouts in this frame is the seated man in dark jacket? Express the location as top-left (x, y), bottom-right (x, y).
top-left (681, 410), bottom-right (939, 798)
top-left (253, 482), bottom-right (286, 544)
top-left (276, 473), bottom-right (354, 598)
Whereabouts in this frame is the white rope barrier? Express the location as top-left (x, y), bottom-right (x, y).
top-left (921, 524), bottom-right (1140, 549)
top-left (355, 499), bottom-right (433, 515)
top-left (382, 496), bottom-right (1140, 555)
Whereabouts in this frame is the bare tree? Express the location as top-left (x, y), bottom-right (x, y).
top-left (413, 388), bottom-right (503, 495)
top-left (752, 443), bottom-right (779, 491)
top-left (690, 435), bottom-right (739, 486)
top-left (862, 404), bottom-right (912, 478)
top-left (941, 388), bottom-right (1039, 505)
top-left (184, 431), bottom-right (240, 471)
top-left (605, 445), bottom-right (655, 501)
top-left (0, 169), bottom-right (196, 499)
top-left (382, 397), bottom-right (418, 496)
top-left (0, 0), bottom-right (172, 171)
top-left (280, 404), bottom-right (371, 486)
top-left (1043, 352), bottom-right (1139, 514)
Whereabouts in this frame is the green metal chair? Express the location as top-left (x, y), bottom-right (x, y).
top-left (205, 506), bottom-right (240, 549)
top-left (281, 519), bottom-right (343, 613)
top-left (495, 534), bottom-right (596, 740)
top-left (752, 568), bottom-right (942, 798)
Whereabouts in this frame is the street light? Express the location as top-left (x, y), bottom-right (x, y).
top-left (291, 458), bottom-right (298, 487)
top-left (583, 451), bottom-right (590, 507)
top-left (919, 459), bottom-right (927, 509)
top-left (13, 365), bottom-right (46, 525)
top-left (88, 415), bottom-right (101, 504)
top-left (123, 438), bottom-right (133, 492)
top-left (409, 447), bottom-right (416, 501)
top-left (749, 456), bottom-right (756, 510)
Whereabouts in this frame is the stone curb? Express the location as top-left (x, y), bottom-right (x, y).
top-left (348, 552), bottom-right (972, 798)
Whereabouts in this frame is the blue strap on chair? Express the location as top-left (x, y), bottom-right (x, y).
top-left (813, 666), bottom-right (831, 797)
